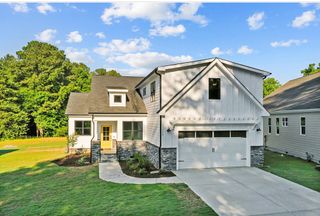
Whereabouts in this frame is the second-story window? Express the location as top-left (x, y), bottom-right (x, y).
top-left (142, 87), bottom-right (146, 96)
top-left (150, 81), bottom-right (156, 102)
top-left (276, 118), bottom-right (280, 135)
top-left (209, 78), bottom-right (221, 100)
top-left (282, 117), bottom-right (288, 127)
top-left (300, 117), bottom-right (306, 135)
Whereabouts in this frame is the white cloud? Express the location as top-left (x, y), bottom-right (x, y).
top-left (95, 32), bottom-right (106, 39)
top-left (270, 39), bottom-right (308, 47)
top-left (35, 29), bottom-right (57, 43)
top-left (292, 10), bottom-right (316, 28)
top-left (10, 3), bottom-right (29, 13)
top-left (37, 3), bottom-right (56, 14)
top-left (149, 24), bottom-right (185, 37)
top-left (94, 37), bottom-right (150, 56)
top-left (247, 12), bottom-right (265, 30)
top-left (210, 47), bottom-right (232, 56)
top-left (237, 45), bottom-right (253, 55)
top-left (101, 2), bottom-right (207, 26)
top-left (66, 31), bottom-right (83, 43)
top-left (65, 47), bottom-right (93, 64)
top-left (107, 52), bottom-right (192, 70)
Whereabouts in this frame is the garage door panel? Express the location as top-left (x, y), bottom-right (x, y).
top-left (178, 135), bottom-right (247, 169)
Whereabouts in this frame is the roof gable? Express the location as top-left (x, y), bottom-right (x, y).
top-left (158, 59), bottom-right (269, 116)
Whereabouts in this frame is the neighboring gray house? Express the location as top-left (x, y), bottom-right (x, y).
top-left (263, 72), bottom-right (320, 164)
top-left (66, 58), bottom-right (270, 170)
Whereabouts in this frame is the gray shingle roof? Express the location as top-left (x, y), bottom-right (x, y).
top-left (66, 75), bottom-right (147, 115)
top-left (65, 93), bottom-right (89, 115)
top-left (264, 72), bottom-right (320, 112)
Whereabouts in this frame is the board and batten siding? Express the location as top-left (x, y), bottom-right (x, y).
top-left (161, 65), bottom-right (207, 106)
top-left (139, 75), bottom-right (161, 146)
top-left (226, 65), bottom-right (264, 103)
top-left (263, 113), bottom-right (320, 163)
top-left (162, 65), bottom-right (264, 148)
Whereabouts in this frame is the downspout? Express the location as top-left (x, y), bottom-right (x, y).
top-left (155, 70), bottom-right (162, 169)
top-left (90, 114), bottom-right (95, 163)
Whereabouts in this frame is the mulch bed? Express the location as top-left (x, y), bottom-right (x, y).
top-left (53, 154), bottom-right (91, 167)
top-left (119, 160), bottom-right (175, 178)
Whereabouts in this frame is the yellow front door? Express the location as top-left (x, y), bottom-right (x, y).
top-left (101, 126), bottom-right (112, 149)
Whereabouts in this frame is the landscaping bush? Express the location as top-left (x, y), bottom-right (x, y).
top-left (127, 152), bottom-right (152, 175)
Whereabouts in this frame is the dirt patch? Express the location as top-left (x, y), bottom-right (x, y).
top-left (119, 160), bottom-right (175, 178)
top-left (53, 154), bottom-right (91, 167)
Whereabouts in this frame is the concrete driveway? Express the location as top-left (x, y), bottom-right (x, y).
top-left (173, 167), bottom-right (320, 216)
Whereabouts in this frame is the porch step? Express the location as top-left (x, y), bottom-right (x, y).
top-left (101, 154), bottom-right (117, 162)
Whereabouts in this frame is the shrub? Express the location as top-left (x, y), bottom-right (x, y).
top-left (127, 152), bottom-right (153, 175)
top-left (55, 126), bottom-right (68, 137)
top-left (76, 155), bottom-right (90, 166)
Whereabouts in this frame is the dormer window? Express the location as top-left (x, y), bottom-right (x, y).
top-left (114, 95), bottom-right (122, 103)
top-left (108, 88), bottom-right (128, 107)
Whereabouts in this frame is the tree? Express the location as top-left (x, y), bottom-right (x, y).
top-left (94, 68), bottom-right (121, 77)
top-left (0, 41), bottom-right (92, 139)
top-left (263, 77), bottom-right (281, 97)
top-left (301, 63), bottom-right (320, 76)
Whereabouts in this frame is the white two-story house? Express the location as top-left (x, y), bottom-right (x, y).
top-left (66, 58), bottom-right (270, 170)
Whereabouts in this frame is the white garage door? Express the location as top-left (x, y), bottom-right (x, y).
top-left (178, 130), bottom-right (247, 169)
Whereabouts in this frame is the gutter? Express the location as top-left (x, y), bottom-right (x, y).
top-left (90, 114), bottom-right (95, 163)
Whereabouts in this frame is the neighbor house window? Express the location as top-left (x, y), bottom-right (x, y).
top-left (282, 117), bottom-right (288, 127)
top-left (75, 121), bottom-right (91, 135)
top-left (276, 118), bottom-right (280, 135)
top-left (142, 87), bottom-right (146, 96)
top-left (300, 117), bottom-right (306, 135)
top-left (209, 78), bottom-right (221, 100)
top-left (114, 95), bottom-right (122, 103)
top-left (268, 118), bottom-right (272, 134)
top-left (150, 81), bottom-right (156, 102)
top-left (123, 121), bottom-right (143, 140)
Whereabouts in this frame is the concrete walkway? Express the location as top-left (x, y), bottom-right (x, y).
top-left (99, 161), bottom-right (182, 184)
top-left (174, 167), bottom-right (320, 216)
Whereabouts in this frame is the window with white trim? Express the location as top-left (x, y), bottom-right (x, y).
top-left (150, 81), bottom-right (156, 102)
top-left (300, 117), bottom-right (306, 135)
top-left (268, 118), bottom-right (272, 134)
top-left (282, 117), bottom-right (288, 127)
top-left (276, 118), bottom-right (280, 135)
top-left (75, 121), bottom-right (91, 135)
top-left (142, 87), bottom-right (146, 96)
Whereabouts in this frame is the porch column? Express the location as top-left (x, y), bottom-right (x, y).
top-left (93, 120), bottom-right (98, 141)
top-left (117, 120), bottom-right (123, 141)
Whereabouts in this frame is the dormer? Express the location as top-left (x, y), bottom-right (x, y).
top-left (107, 87), bottom-right (128, 107)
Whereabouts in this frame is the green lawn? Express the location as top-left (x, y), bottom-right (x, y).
top-left (262, 149), bottom-right (320, 192)
top-left (0, 138), bottom-right (215, 216)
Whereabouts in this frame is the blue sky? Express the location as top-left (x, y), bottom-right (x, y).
top-left (0, 2), bottom-right (319, 83)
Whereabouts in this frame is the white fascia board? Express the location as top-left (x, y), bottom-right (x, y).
top-left (270, 108), bottom-right (320, 114)
top-left (107, 89), bottom-right (128, 93)
top-left (157, 58), bottom-right (214, 72)
top-left (219, 58), bottom-right (271, 77)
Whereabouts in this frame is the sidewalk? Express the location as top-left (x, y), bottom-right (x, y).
top-left (99, 160), bottom-right (182, 184)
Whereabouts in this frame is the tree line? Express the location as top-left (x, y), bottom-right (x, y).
top-left (0, 41), bottom-right (119, 139)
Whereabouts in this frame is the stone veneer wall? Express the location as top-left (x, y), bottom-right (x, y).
top-left (91, 140), bottom-right (101, 163)
top-left (161, 148), bottom-right (177, 170)
top-left (117, 141), bottom-right (160, 169)
top-left (251, 146), bottom-right (264, 167)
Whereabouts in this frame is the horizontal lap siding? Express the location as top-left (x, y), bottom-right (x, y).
top-left (263, 113), bottom-right (320, 163)
top-left (140, 76), bottom-right (160, 146)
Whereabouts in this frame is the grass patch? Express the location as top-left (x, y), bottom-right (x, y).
top-left (262, 150), bottom-right (320, 192)
top-left (0, 138), bottom-right (215, 215)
